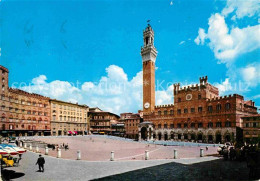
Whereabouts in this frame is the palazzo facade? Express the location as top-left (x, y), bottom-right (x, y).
top-left (139, 24), bottom-right (258, 143)
top-left (0, 65), bottom-right (51, 137)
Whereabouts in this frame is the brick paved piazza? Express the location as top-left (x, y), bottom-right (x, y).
top-left (29, 136), bottom-right (218, 161)
top-left (2, 136), bottom-right (254, 180)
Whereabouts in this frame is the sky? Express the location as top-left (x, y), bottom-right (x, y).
top-left (0, 0), bottom-right (259, 114)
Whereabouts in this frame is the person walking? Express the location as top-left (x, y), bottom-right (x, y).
top-left (36, 154), bottom-right (45, 172)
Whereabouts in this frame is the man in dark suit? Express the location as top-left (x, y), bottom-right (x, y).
top-left (36, 154), bottom-right (45, 172)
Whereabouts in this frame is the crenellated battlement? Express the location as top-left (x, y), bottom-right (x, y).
top-left (0, 65), bottom-right (9, 73)
top-left (155, 104), bottom-right (174, 108)
top-left (9, 88), bottom-right (50, 100)
top-left (207, 94), bottom-right (244, 102)
top-left (199, 76), bottom-right (208, 85)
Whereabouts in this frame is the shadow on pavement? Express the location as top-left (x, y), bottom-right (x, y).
top-left (94, 158), bottom-right (259, 181)
top-left (2, 169), bottom-right (25, 181)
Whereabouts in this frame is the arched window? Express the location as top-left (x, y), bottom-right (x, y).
top-left (145, 37), bottom-right (149, 45)
top-left (216, 104), bottom-right (222, 111)
top-left (225, 103), bottom-right (231, 110)
top-left (208, 122), bottom-right (213, 128)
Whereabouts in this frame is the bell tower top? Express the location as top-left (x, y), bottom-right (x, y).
top-left (141, 23), bottom-right (157, 63)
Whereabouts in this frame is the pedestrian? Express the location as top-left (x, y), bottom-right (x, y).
top-left (206, 146), bottom-right (208, 151)
top-left (36, 154), bottom-right (45, 172)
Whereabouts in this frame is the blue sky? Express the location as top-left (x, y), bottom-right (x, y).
top-left (0, 0), bottom-right (259, 114)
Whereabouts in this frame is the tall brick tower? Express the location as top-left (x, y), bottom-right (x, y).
top-left (141, 23), bottom-right (157, 113)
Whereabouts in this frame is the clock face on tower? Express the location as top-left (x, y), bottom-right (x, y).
top-left (186, 94), bottom-right (192, 100)
top-left (144, 102), bottom-right (150, 109)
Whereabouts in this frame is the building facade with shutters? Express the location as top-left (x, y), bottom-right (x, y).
top-left (0, 65), bottom-right (51, 137)
top-left (50, 99), bottom-right (89, 136)
top-left (121, 113), bottom-right (142, 140)
top-left (89, 108), bottom-right (120, 135)
top-left (241, 115), bottom-right (260, 143)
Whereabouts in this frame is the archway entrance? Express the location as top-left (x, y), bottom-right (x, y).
top-left (184, 134), bottom-right (188, 140)
top-left (208, 135), bottom-right (213, 143)
top-left (158, 132), bottom-right (162, 140)
top-left (191, 134), bottom-right (196, 140)
top-left (178, 134), bottom-right (182, 139)
top-left (225, 134), bottom-right (231, 142)
top-left (216, 134), bottom-right (222, 143)
top-left (197, 134), bottom-right (202, 141)
top-left (170, 132), bottom-right (174, 140)
top-left (141, 127), bottom-right (148, 140)
top-left (164, 133), bottom-right (168, 140)
top-left (153, 133), bottom-right (156, 139)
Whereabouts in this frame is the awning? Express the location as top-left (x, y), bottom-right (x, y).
top-left (99, 132), bottom-right (105, 134)
top-left (68, 131), bottom-right (73, 134)
top-left (74, 131), bottom-right (78, 134)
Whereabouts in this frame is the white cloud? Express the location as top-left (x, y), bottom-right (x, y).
top-left (240, 63), bottom-right (260, 86)
top-left (195, 1), bottom-right (260, 94)
top-left (156, 85), bottom-right (173, 105)
top-left (214, 78), bottom-right (233, 95)
top-left (17, 65), bottom-right (173, 114)
top-left (32, 75), bottom-right (47, 85)
top-left (179, 41), bottom-right (185, 45)
top-left (222, 0), bottom-right (260, 20)
top-left (195, 13), bottom-right (260, 64)
top-left (194, 28), bottom-right (207, 45)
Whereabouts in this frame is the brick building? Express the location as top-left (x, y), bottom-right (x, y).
top-left (241, 115), bottom-right (260, 143)
top-left (50, 99), bottom-right (89, 136)
top-left (89, 108), bottom-right (120, 135)
top-left (139, 24), bottom-right (258, 143)
top-left (121, 113), bottom-right (142, 139)
top-left (0, 65), bottom-right (51, 137)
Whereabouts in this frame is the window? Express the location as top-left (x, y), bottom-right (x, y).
top-left (177, 123), bottom-right (181, 128)
top-left (216, 122), bottom-right (222, 127)
top-left (170, 110), bottom-right (174, 115)
top-left (178, 98), bottom-right (181, 102)
top-left (52, 115), bottom-right (56, 121)
top-left (198, 94), bottom-right (201, 99)
top-left (191, 123), bottom-right (195, 128)
top-left (177, 109), bottom-right (181, 114)
top-left (198, 123), bottom-right (203, 128)
top-left (208, 106), bottom-right (213, 113)
top-left (216, 104), bottom-right (221, 111)
top-left (198, 107), bottom-right (203, 113)
top-left (184, 109), bottom-right (188, 113)
top-left (225, 103), bottom-right (231, 110)
top-left (164, 110), bottom-right (167, 115)
top-left (158, 124), bottom-right (161, 129)
top-left (158, 111), bottom-right (161, 116)
top-left (191, 108), bottom-right (195, 113)
top-left (253, 122), bottom-right (256, 127)
top-left (208, 122), bottom-right (213, 128)
top-left (184, 123), bottom-right (188, 128)
top-left (170, 124), bottom-right (174, 128)
top-left (225, 121), bottom-right (231, 127)
top-left (164, 124), bottom-right (167, 128)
